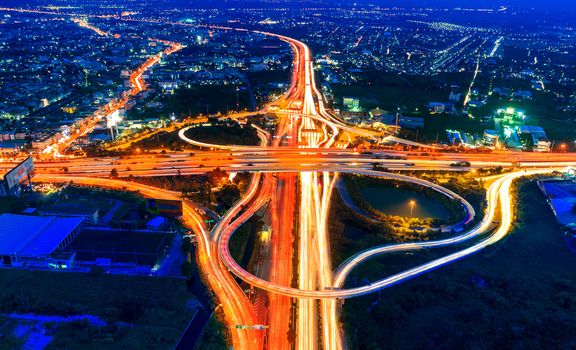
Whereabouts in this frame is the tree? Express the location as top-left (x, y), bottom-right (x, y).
top-left (89, 265), bottom-right (106, 275)
top-left (216, 183), bottom-right (241, 207)
top-left (118, 301), bottom-right (144, 323)
top-left (181, 236), bottom-right (192, 253)
top-left (181, 262), bottom-right (193, 277)
top-left (287, 328), bottom-right (297, 344)
top-left (110, 168), bottom-right (119, 178)
top-left (232, 172), bottom-right (251, 193)
top-left (206, 167), bottom-right (228, 187)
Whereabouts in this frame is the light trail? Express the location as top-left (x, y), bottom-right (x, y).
top-left (47, 22), bottom-right (183, 157)
top-left (488, 36), bottom-right (503, 57)
top-left (214, 168), bottom-right (560, 299)
top-left (72, 18), bottom-right (110, 37)
top-left (33, 174), bottom-right (258, 349)
top-left (318, 172), bottom-right (339, 350)
top-left (463, 59), bottom-right (481, 107)
top-left (297, 171), bottom-right (317, 350)
top-left (266, 173), bottom-right (296, 350)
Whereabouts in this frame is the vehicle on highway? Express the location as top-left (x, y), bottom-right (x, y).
top-left (450, 161), bottom-right (471, 167)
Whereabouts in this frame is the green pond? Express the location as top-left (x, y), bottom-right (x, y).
top-left (360, 186), bottom-right (451, 220)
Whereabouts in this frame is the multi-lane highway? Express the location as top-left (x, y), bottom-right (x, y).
top-left (6, 150), bottom-right (573, 181)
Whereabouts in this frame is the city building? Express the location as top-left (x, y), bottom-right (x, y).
top-left (342, 97), bottom-right (361, 111)
top-left (0, 214), bottom-right (83, 269)
top-left (38, 207), bottom-right (100, 225)
top-left (482, 129), bottom-right (500, 147)
top-left (538, 178), bottom-right (576, 229)
top-left (518, 125), bottom-right (551, 152)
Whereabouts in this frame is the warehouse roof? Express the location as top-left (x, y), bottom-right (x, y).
top-left (0, 214), bottom-right (83, 256)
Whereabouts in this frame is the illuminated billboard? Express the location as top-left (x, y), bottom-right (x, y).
top-left (4, 156), bottom-right (34, 190)
top-left (106, 110), bottom-right (122, 128)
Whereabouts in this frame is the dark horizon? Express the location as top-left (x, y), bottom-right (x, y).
top-left (190, 0), bottom-right (576, 10)
top-left (2, 0), bottom-right (576, 10)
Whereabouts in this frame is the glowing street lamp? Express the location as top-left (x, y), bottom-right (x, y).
top-left (260, 229), bottom-right (270, 243)
top-left (409, 200), bottom-right (416, 218)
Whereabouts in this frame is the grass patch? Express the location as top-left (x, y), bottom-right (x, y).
top-left (184, 118), bottom-right (260, 146)
top-left (0, 197), bottom-right (26, 214)
top-left (193, 315), bottom-right (228, 350)
top-left (69, 230), bottom-right (172, 266)
top-left (130, 85), bottom-right (253, 120)
top-left (341, 180), bottom-right (576, 349)
top-left (0, 269), bottom-right (195, 349)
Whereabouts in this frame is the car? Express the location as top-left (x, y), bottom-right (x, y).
top-left (450, 161), bottom-right (471, 167)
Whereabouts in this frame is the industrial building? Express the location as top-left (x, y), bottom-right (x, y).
top-left (538, 177), bottom-right (576, 230)
top-left (0, 214), bottom-right (83, 269)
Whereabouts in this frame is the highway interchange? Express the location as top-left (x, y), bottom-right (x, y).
top-left (2, 7), bottom-right (575, 350)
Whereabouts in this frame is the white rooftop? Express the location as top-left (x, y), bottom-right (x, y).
top-left (0, 214), bottom-right (83, 256)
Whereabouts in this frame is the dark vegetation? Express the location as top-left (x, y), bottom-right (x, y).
top-left (129, 129), bottom-right (191, 152)
top-left (193, 316), bottom-right (228, 350)
top-left (84, 144), bottom-right (128, 158)
top-left (130, 170), bottom-right (251, 213)
top-left (329, 187), bottom-right (439, 267)
top-left (0, 270), bottom-right (195, 349)
top-left (86, 117), bottom-right (262, 157)
top-left (330, 171), bottom-right (486, 269)
top-left (464, 90), bottom-right (574, 140)
top-left (229, 221), bottom-right (252, 264)
top-left (19, 185), bottom-right (151, 229)
top-left (331, 72), bottom-right (470, 112)
top-left (332, 69), bottom-right (576, 145)
top-left (329, 172), bottom-right (484, 266)
top-left (52, 186), bottom-right (149, 229)
top-left (401, 170), bottom-right (488, 220)
top-left (184, 118), bottom-right (260, 146)
top-left (229, 218), bottom-right (265, 275)
top-left (130, 85), bottom-right (252, 120)
top-left (69, 230), bottom-right (172, 266)
top-left (0, 316), bottom-right (23, 349)
top-left (344, 175), bottom-right (466, 226)
top-left (246, 70), bottom-right (291, 106)
top-left (0, 196), bottom-right (26, 214)
top-left (420, 113), bottom-right (486, 143)
top-left (341, 180), bottom-right (576, 350)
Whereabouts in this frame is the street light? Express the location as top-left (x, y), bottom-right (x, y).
top-left (409, 200), bottom-right (416, 218)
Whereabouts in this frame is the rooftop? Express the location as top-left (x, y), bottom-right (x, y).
top-left (0, 214), bottom-right (84, 256)
top-left (539, 180), bottom-right (576, 226)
